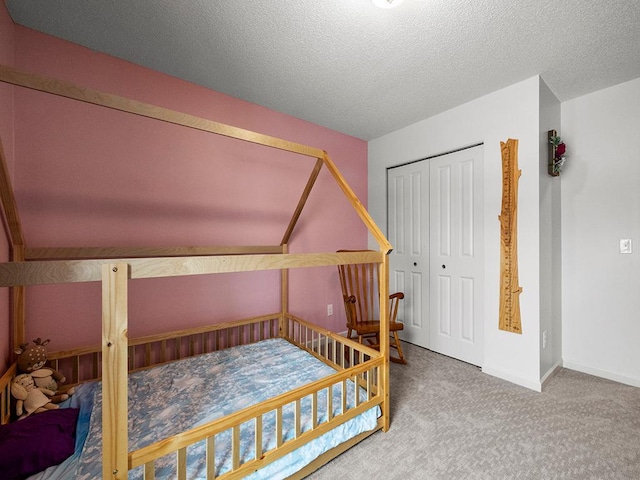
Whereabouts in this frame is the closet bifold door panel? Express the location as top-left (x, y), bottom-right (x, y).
top-left (387, 145), bottom-right (484, 366)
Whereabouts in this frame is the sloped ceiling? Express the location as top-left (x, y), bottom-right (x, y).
top-left (6, 0), bottom-right (640, 140)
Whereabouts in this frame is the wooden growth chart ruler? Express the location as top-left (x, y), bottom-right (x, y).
top-left (498, 138), bottom-right (522, 333)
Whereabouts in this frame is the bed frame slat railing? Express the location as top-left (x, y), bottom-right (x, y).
top-left (311, 392), bottom-right (318, 429)
top-left (128, 350), bottom-right (383, 479)
top-left (14, 314), bottom-right (383, 479)
top-left (295, 398), bottom-right (302, 439)
top-left (0, 364), bottom-right (17, 425)
top-left (44, 314), bottom-right (282, 386)
top-left (206, 436), bottom-right (216, 479)
top-left (254, 417), bottom-right (262, 465)
top-left (275, 407), bottom-right (284, 448)
top-left (144, 462), bottom-right (155, 480)
top-left (327, 384), bottom-right (334, 422)
top-left (38, 312), bottom-right (380, 399)
top-left (177, 448), bottom-right (187, 480)
top-left (284, 314), bottom-right (380, 392)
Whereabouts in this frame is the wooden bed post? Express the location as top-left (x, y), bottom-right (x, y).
top-left (280, 243), bottom-right (289, 338)
top-left (0, 135), bottom-right (27, 351)
top-left (11, 249), bottom-right (26, 350)
top-left (102, 263), bottom-right (129, 480)
top-left (379, 253), bottom-right (390, 432)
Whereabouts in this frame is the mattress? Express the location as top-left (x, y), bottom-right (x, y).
top-left (30, 338), bottom-right (379, 479)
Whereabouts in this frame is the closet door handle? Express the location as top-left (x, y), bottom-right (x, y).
top-left (442, 264), bottom-right (446, 269)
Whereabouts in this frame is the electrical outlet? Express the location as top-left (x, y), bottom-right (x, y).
top-left (542, 330), bottom-right (548, 349)
top-left (327, 304), bottom-right (333, 316)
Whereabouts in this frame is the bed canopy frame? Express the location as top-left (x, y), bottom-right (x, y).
top-left (0, 64), bottom-right (393, 479)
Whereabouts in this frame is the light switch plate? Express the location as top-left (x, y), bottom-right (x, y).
top-left (620, 238), bottom-right (633, 254)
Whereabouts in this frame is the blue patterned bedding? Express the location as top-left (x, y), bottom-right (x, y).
top-left (30, 338), bottom-right (379, 479)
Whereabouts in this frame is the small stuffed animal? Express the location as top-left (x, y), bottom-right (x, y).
top-left (15, 338), bottom-right (75, 404)
top-left (11, 373), bottom-right (59, 419)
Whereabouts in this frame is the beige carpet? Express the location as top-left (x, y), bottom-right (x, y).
top-left (307, 342), bottom-right (640, 479)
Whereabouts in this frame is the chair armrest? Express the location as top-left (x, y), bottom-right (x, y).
top-left (388, 292), bottom-right (405, 324)
top-left (344, 295), bottom-right (357, 304)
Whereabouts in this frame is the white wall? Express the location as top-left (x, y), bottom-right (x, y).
top-left (561, 78), bottom-right (640, 387)
top-left (369, 76), bottom-right (544, 390)
top-left (538, 80), bottom-right (563, 380)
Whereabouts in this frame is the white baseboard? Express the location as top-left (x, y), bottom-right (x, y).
top-left (562, 360), bottom-right (640, 388)
top-left (540, 361), bottom-right (563, 390)
top-left (481, 365), bottom-right (542, 392)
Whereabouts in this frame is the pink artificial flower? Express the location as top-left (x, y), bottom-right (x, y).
top-left (556, 142), bottom-right (566, 157)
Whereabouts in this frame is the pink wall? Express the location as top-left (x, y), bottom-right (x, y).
top-left (0, 0), bottom-right (15, 370)
top-left (9, 26), bottom-right (368, 351)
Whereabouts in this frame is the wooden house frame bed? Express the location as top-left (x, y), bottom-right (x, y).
top-left (0, 65), bottom-right (394, 479)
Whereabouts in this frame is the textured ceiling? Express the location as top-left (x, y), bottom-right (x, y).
top-left (6, 0), bottom-right (640, 140)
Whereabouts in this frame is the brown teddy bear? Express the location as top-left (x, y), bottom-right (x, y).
top-left (15, 338), bottom-right (75, 404)
top-left (11, 373), bottom-right (60, 419)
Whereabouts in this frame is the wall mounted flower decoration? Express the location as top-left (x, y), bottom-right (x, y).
top-left (548, 130), bottom-right (568, 176)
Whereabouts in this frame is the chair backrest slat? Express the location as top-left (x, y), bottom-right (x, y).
top-left (337, 251), bottom-right (379, 324)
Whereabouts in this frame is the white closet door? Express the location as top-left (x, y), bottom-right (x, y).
top-left (429, 146), bottom-right (484, 366)
top-left (388, 161), bottom-right (430, 347)
top-left (388, 145), bottom-right (483, 366)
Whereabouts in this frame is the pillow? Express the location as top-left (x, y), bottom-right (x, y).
top-left (0, 408), bottom-right (79, 480)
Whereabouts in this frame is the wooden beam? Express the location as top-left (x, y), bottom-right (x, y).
top-left (0, 66), bottom-right (393, 262)
top-left (321, 153), bottom-right (392, 254)
top-left (281, 158), bottom-right (323, 246)
top-left (0, 133), bottom-right (28, 350)
top-left (101, 263), bottom-right (129, 480)
top-left (0, 134), bottom-right (25, 249)
top-left (379, 255), bottom-right (390, 432)
top-left (11, 245), bottom-right (26, 349)
top-left (0, 251), bottom-right (382, 287)
top-left (280, 244), bottom-right (289, 337)
top-left (25, 245), bottom-right (284, 260)
top-left (0, 64), bottom-right (324, 159)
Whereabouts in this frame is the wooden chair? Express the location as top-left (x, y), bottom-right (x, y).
top-left (337, 250), bottom-right (407, 364)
